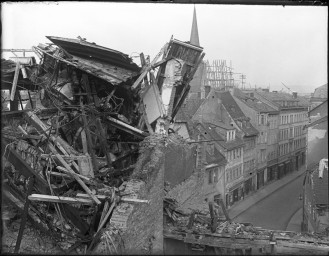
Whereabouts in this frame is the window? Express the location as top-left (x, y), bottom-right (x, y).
top-left (233, 150), bottom-right (236, 159)
top-left (209, 169), bottom-right (213, 184)
top-left (260, 115), bottom-right (265, 125)
top-left (214, 168), bottom-right (219, 183)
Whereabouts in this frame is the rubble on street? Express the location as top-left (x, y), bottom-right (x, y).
top-left (163, 195), bottom-right (329, 255)
top-left (1, 35), bottom-right (204, 254)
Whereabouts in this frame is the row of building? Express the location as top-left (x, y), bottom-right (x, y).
top-left (173, 86), bottom-right (309, 208)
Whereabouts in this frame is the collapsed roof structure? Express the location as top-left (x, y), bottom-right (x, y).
top-left (1, 35), bottom-right (204, 254)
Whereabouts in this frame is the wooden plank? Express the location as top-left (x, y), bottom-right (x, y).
top-left (55, 154), bottom-right (101, 205)
top-left (15, 177), bottom-right (35, 253)
top-left (48, 171), bottom-right (74, 180)
top-left (80, 103), bottom-right (97, 174)
top-left (140, 53), bottom-right (149, 88)
top-left (81, 130), bottom-right (88, 154)
top-left (76, 193), bottom-right (149, 204)
top-left (28, 194), bottom-right (94, 205)
top-left (132, 42), bottom-right (168, 90)
top-left (95, 118), bottom-right (112, 168)
top-left (10, 62), bottom-right (21, 101)
top-left (99, 201), bottom-right (110, 230)
top-left (56, 166), bottom-right (90, 181)
top-left (97, 201), bottom-right (116, 232)
top-left (106, 116), bottom-right (148, 138)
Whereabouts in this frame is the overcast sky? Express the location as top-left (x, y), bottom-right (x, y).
top-left (1, 2), bottom-right (327, 93)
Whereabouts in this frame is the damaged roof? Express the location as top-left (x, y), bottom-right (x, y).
top-left (39, 36), bottom-right (141, 86)
top-left (46, 36), bottom-right (140, 71)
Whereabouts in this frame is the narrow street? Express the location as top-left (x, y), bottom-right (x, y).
top-left (233, 174), bottom-right (304, 231)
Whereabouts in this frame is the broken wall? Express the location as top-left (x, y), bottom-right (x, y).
top-left (164, 139), bottom-right (197, 188)
top-left (94, 134), bottom-right (165, 254)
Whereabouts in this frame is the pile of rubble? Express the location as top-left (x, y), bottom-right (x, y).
top-left (164, 200), bottom-right (329, 255)
top-left (2, 35), bottom-right (204, 254)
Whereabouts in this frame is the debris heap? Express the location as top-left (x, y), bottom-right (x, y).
top-left (1, 35), bottom-right (204, 254)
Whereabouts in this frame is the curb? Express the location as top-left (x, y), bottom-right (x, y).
top-left (285, 207), bottom-right (302, 232)
top-left (230, 170), bottom-right (306, 219)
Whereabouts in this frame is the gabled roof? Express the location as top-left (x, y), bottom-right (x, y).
top-left (236, 96), bottom-right (278, 114)
top-left (178, 98), bottom-right (205, 120)
top-left (197, 122), bottom-right (245, 150)
top-left (310, 100), bottom-right (328, 114)
top-left (197, 122), bottom-right (224, 142)
top-left (215, 91), bottom-right (259, 136)
top-left (217, 136), bottom-right (245, 150)
top-left (205, 147), bottom-right (227, 166)
top-left (216, 91), bottom-right (246, 120)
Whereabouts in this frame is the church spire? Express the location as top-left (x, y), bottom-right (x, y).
top-left (190, 5), bottom-right (200, 46)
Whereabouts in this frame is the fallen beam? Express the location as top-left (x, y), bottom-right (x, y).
top-left (10, 62), bottom-right (21, 101)
top-left (76, 193), bottom-right (149, 204)
top-left (55, 154), bottom-right (101, 205)
top-left (28, 194), bottom-right (94, 205)
top-left (56, 166), bottom-right (91, 181)
top-left (105, 116), bottom-right (148, 138)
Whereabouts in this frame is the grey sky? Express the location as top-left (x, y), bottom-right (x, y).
top-left (1, 2), bottom-right (327, 93)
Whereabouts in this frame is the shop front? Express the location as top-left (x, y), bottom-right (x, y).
top-left (278, 163), bottom-right (284, 179)
top-left (284, 161), bottom-right (290, 175)
top-left (267, 164), bottom-right (277, 182)
top-left (226, 181), bottom-right (244, 207)
top-left (256, 169), bottom-right (265, 190)
top-left (244, 177), bottom-right (253, 196)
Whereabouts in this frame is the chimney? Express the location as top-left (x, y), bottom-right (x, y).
top-left (262, 88), bottom-right (269, 92)
top-left (273, 91), bottom-right (278, 93)
top-left (205, 85), bottom-right (211, 98)
top-left (292, 92), bottom-right (297, 99)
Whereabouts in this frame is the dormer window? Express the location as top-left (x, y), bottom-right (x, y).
top-left (227, 130), bottom-right (236, 141)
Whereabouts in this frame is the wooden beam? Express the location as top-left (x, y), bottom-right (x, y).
top-left (28, 194), bottom-right (94, 205)
top-left (55, 154), bottom-right (101, 205)
top-left (2, 49), bottom-right (35, 52)
top-left (76, 193), bottom-right (149, 204)
top-left (96, 201), bottom-right (116, 232)
top-left (132, 42), bottom-right (168, 90)
top-left (80, 103), bottom-right (97, 174)
top-left (56, 166), bottom-right (90, 181)
top-left (95, 118), bottom-right (112, 168)
top-left (105, 116), bottom-right (148, 138)
top-left (10, 62), bottom-right (21, 101)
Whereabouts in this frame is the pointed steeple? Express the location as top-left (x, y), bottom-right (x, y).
top-left (190, 6), bottom-right (200, 46)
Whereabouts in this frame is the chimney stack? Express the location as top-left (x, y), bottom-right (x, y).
top-left (292, 92), bottom-right (297, 99)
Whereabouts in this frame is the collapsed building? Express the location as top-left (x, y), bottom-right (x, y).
top-left (1, 35), bottom-right (204, 254)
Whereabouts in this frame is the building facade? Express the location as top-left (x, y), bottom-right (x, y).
top-left (252, 90), bottom-right (308, 178)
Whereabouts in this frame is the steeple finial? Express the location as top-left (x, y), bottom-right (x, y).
top-left (190, 5), bottom-right (200, 46)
